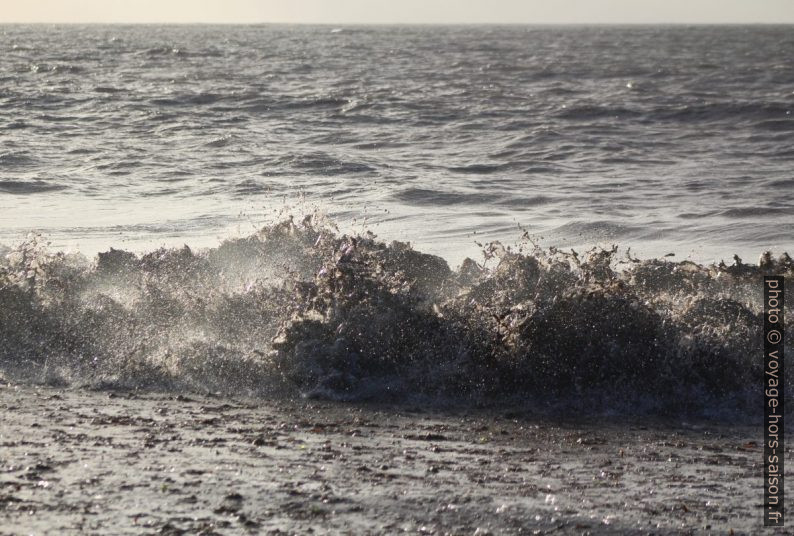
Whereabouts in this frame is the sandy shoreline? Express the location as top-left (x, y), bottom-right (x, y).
top-left (0, 383), bottom-right (782, 535)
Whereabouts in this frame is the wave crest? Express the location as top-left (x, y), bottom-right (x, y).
top-left (0, 219), bottom-right (791, 416)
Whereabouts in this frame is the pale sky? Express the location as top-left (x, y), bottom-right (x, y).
top-left (1, 0), bottom-right (793, 24)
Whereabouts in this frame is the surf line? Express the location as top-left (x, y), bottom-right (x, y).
top-left (764, 276), bottom-right (784, 527)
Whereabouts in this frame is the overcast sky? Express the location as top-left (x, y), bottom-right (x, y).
top-left (2, 0), bottom-right (793, 24)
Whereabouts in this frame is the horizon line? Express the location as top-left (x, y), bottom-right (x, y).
top-left (1, 21), bottom-right (793, 26)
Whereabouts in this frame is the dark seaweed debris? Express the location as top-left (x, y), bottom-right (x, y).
top-left (0, 218), bottom-right (791, 415)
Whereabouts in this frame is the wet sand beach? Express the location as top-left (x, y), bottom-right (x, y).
top-left (0, 384), bottom-right (775, 535)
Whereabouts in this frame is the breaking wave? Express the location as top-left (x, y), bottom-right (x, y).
top-left (0, 217), bottom-right (791, 417)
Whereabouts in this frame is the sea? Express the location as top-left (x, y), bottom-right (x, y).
top-left (0, 24), bottom-right (792, 413)
top-left (1, 24), bottom-right (792, 263)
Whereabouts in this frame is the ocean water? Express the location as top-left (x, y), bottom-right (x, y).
top-left (0, 25), bottom-right (792, 414)
top-left (0, 24), bottom-right (792, 263)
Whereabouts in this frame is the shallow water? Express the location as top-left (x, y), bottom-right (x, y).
top-left (1, 24), bottom-right (793, 264)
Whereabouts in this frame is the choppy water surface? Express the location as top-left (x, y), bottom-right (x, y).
top-left (0, 24), bottom-right (792, 262)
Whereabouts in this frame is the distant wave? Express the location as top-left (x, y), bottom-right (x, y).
top-left (555, 101), bottom-right (794, 126)
top-left (446, 164), bottom-right (509, 175)
top-left (0, 151), bottom-right (37, 168)
top-left (548, 220), bottom-right (642, 240)
top-left (720, 207), bottom-right (792, 218)
top-left (0, 180), bottom-right (66, 194)
top-left (392, 187), bottom-right (501, 206)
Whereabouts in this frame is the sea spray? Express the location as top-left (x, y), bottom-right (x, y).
top-left (0, 218), bottom-right (791, 416)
